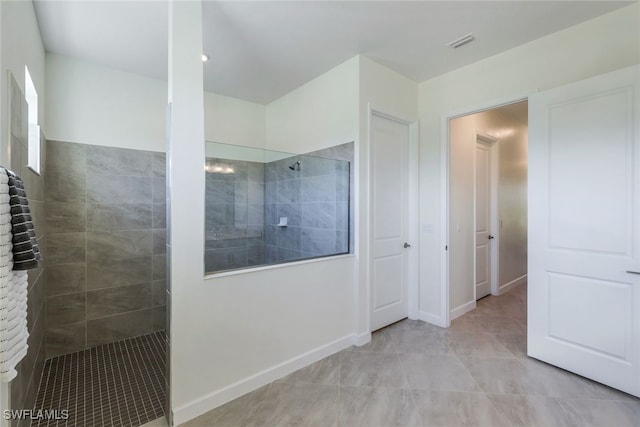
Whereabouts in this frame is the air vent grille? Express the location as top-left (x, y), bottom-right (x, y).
top-left (447, 33), bottom-right (476, 49)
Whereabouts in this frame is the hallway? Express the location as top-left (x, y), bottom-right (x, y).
top-left (184, 285), bottom-right (640, 426)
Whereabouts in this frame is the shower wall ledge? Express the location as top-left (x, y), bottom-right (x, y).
top-left (203, 253), bottom-right (354, 280)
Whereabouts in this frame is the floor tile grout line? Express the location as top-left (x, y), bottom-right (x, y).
top-left (138, 333), bottom-right (165, 411)
top-left (482, 388), bottom-right (515, 426)
top-left (177, 285), bottom-right (640, 425)
top-left (56, 355), bottom-right (66, 426)
top-left (128, 337), bottom-right (154, 424)
top-left (33, 332), bottom-right (166, 427)
top-left (113, 340), bottom-right (133, 427)
top-left (392, 332), bottom-right (427, 427)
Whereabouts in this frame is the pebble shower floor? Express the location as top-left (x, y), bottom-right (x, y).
top-left (31, 332), bottom-right (166, 427)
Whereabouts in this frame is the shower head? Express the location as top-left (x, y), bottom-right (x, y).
top-left (288, 161), bottom-right (301, 171)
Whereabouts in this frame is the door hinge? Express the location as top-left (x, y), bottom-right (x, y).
top-left (445, 245), bottom-right (448, 251)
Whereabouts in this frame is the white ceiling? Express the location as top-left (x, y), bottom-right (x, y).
top-left (34, 1), bottom-right (634, 105)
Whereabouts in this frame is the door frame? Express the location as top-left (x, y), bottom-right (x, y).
top-left (440, 93), bottom-right (530, 327)
top-left (474, 131), bottom-right (499, 299)
top-left (368, 105), bottom-right (420, 327)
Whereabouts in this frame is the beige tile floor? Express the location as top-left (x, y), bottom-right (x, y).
top-left (180, 284), bottom-right (640, 426)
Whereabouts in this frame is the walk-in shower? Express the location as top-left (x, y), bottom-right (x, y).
top-left (205, 141), bottom-right (353, 273)
top-left (31, 140), bottom-right (168, 427)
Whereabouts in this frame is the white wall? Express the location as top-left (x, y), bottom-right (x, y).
top-left (172, 36), bottom-right (361, 425)
top-left (0, 0), bottom-right (45, 166)
top-left (418, 3), bottom-right (640, 324)
top-left (357, 56), bottom-right (418, 331)
top-left (449, 107), bottom-right (527, 312)
top-left (0, 1), bottom-right (46, 422)
top-left (171, 51), bottom-right (419, 424)
top-left (204, 91), bottom-right (265, 148)
top-left (46, 53), bottom-right (265, 152)
top-left (497, 117), bottom-right (527, 289)
top-left (449, 114), bottom-right (476, 310)
top-left (265, 57), bottom-right (358, 153)
top-left (174, 259), bottom-right (355, 424)
top-left (46, 53), bottom-right (166, 152)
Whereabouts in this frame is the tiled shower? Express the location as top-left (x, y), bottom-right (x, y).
top-left (204, 159), bottom-right (266, 271)
top-left (205, 142), bottom-right (353, 273)
top-left (5, 73), bottom-right (167, 427)
top-left (33, 140), bottom-right (168, 426)
top-left (263, 154), bottom-right (350, 261)
top-left (44, 141), bottom-right (167, 356)
top-left (7, 73), bottom-right (47, 427)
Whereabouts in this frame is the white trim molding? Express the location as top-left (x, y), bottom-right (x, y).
top-left (172, 334), bottom-right (355, 425)
top-left (450, 300), bottom-right (476, 321)
top-left (418, 310), bottom-right (448, 328)
top-left (439, 92), bottom-right (532, 329)
top-left (498, 274), bottom-right (527, 295)
top-left (352, 331), bottom-right (372, 347)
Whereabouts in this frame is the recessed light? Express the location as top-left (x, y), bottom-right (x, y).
top-left (202, 54), bottom-right (210, 62)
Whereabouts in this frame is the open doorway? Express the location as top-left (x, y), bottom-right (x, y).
top-left (438, 67), bottom-right (640, 397)
top-left (447, 100), bottom-right (528, 320)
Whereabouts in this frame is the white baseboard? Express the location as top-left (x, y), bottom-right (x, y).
top-left (418, 310), bottom-right (447, 328)
top-left (450, 300), bottom-right (476, 321)
top-left (497, 274), bottom-right (527, 295)
top-left (172, 334), bottom-right (354, 425)
top-left (352, 331), bottom-right (371, 347)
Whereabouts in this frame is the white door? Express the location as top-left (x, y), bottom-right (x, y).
top-left (475, 140), bottom-right (493, 300)
top-left (371, 113), bottom-right (410, 331)
top-left (529, 65), bottom-right (640, 397)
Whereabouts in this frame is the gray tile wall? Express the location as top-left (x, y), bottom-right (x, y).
top-left (204, 159), bottom-right (265, 272)
top-left (7, 74), bottom-right (47, 423)
top-left (264, 146), bottom-right (351, 263)
top-left (204, 143), bottom-right (353, 273)
top-left (44, 140), bottom-right (166, 358)
top-left (306, 142), bottom-right (355, 254)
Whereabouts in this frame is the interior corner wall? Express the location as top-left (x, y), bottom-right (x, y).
top-left (497, 121), bottom-right (527, 290)
top-left (418, 2), bottom-right (640, 323)
top-left (357, 55), bottom-right (418, 332)
top-left (359, 56), bottom-right (419, 121)
top-left (0, 1), bottom-right (47, 425)
top-left (265, 56), bottom-right (359, 153)
top-left (173, 53), bottom-right (420, 424)
top-left (448, 114), bottom-right (476, 310)
top-left (0, 0), bottom-right (46, 166)
top-left (45, 53), bottom-right (167, 152)
top-left (46, 54), bottom-right (266, 153)
top-left (204, 92), bottom-right (265, 149)
top-left (173, 48), bottom-right (359, 426)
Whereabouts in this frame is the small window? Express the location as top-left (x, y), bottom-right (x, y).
top-left (25, 66), bottom-right (40, 174)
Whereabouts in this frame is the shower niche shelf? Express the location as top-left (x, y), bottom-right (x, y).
top-left (276, 217), bottom-right (288, 227)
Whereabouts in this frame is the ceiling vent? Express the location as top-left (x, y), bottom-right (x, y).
top-left (447, 33), bottom-right (476, 49)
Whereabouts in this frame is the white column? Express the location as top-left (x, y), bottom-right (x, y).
top-left (167, 0), bottom-right (205, 424)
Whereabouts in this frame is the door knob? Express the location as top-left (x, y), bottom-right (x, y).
top-left (488, 235), bottom-right (495, 240)
top-left (404, 242), bottom-right (411, 248)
